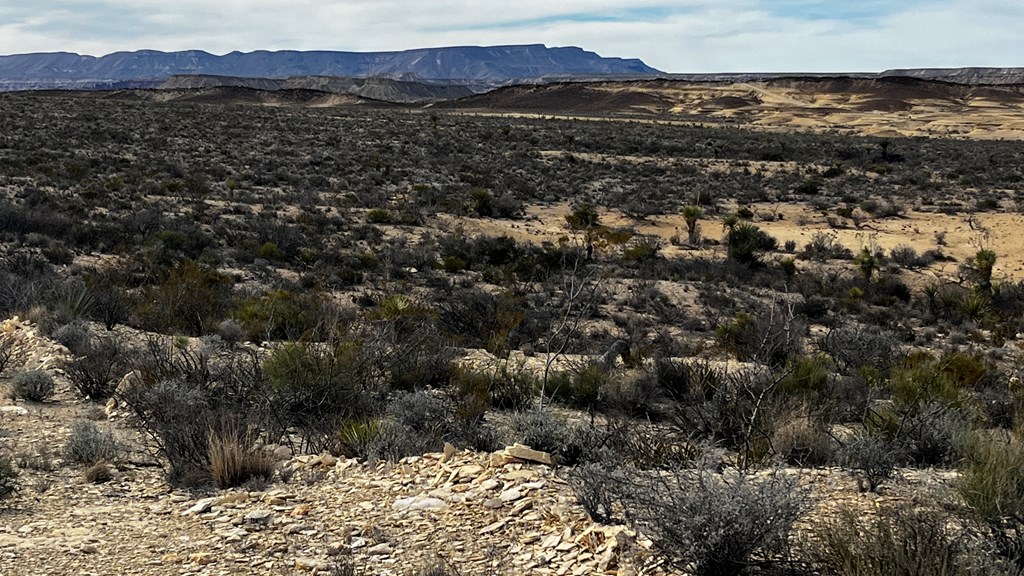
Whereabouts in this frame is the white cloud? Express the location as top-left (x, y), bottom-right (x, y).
top-left (0, 0), bottom-right (1020, 71)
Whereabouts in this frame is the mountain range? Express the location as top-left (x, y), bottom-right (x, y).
top-left (0, 45), bottom-right (660, 91)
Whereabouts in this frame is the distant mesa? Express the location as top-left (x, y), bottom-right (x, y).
top-left (0, 45), bottom-right (662, 93)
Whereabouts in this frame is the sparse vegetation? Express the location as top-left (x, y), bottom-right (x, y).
top-left (1, 88), bottom-right (1024, 572)
top-left (10, 369), bottom-right (55, 402)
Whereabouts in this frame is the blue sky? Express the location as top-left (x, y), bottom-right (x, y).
top-left (1, 1), bottom-right (1021, 72)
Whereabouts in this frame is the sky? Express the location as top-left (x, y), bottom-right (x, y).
top-left (0, 0), bottom-right (1021, 72)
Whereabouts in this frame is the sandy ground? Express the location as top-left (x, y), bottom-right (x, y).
top-left (451, 202), bottom-right (1024, 283)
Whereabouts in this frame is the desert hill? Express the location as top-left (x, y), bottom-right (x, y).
top-left (442, 76), bottom-right (1024, 139)
top-left (158, 75), bottom-right (474, 104)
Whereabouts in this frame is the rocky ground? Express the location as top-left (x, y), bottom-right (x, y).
top-left (0, 317), bottom-right (957, 576)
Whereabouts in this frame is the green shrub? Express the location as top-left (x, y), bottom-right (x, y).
top-left (232, 290), bottom-right (330, 342)
top-left (488, 363), bottom-right (538, 411)
top-left (778, 355), bottom-right (831, 399)
top-left (725, 222), bottom-right (777, 265)
top-left (716, 307), bottom-right (803, 368)
top-left (10, 369), bottom-right (55, 402)
top-left (547, 365), bottom-right (607, 410)
top-left (958, 431), bottom-right (1024, 565)
top-left (263, 341), bottom-right (370, 452)
top-left (133, 260), bottom-right (233, 336)
top-left (256, 241), bottom-right (282, 260)
top-left (622, 236), bottom-right (661, 263)
top-left (367, 208), bottom-right (392, 223)
top-left (888, 354), bottom-right (960, 408)
top-left (337, 417), bottom-right (432, 462)
top-left (63, 420), bottom-right (118, 465)
top-left (448, 367), bottom-right (492, 427)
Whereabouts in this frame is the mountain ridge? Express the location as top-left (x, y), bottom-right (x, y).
top-left (0, 45), bottom-right (661, 91)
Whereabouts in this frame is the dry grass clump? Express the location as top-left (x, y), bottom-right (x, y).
top-left (208, 420), bottom-right (276, 489)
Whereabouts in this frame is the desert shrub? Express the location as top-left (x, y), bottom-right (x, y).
top-left (47, 278), bottom-right (95, 326)
top-left (888, 354), bottom-right (961, 408)
top-left (63, 420), bottom-right (118, 465)
top-left (503, 410), bottom-right (602, 465)
top-left (488, 363), bottom-right (538, 411)
top-left (51, 322), bottom-right (90, 355)
top-left (208, 419), bottom-right (276, 489)
top-left (10, 369), bottom-right (55, 402)
top-left (841, 430), bottom-right (904, 492)
top-left (568, 463), bottom-right (622, 524)
top-left (817, 323), bottom-right (900, 374)
top-left (0, 452), bottom-right (18, 500)
top-left (0, 332), bottom-right (14, 376)
top-left (337, 417), bottom-right (432, 462)
top-left (120, 339), bottom-right (271, 486)
top-left (813, 505), bottom-right (1009, 576)
top-left (232, 290), bottom-right (332, 342)
top-left (133, 260), bottom-right (233, 336)
top-left (614, 465), bottom-right (805, 576)
top-left (601, 419), bottom-right (702, 470)
top-left (119, 377), bottom-right (213, 486)
top-left (666, 363), bottom-right (764, 450)
top-left (778, 355), bottom-right (831, 400)
top-left (83, 461), bottom-right (114, 484)
top-left (958, 431), bottom-right (1024, 566)
top-left (715, 306), bottom-right (804, 368)
top-left (725, 222), bottom-right (777, 265)
top-left (772, 412), bottom-right (837, 466)
top-left (448, 367), bottom-right (492, 428)
top-left (437, 289), bottom-right (526, 354)
top-left (605, 369), bottom-right (663, 418)
top-left (217, 318), bottom-right (245, 344)
top-left (386, 391), bottom-right (449, 438)
top-left (548, 365), bottom-right (608, 410)
top-left (86, 286), bottom-right (130, 330)
top-left (263, 341), bottom-right (372, 453)
top-left (64, 336), bottom-right (127, 400)
top-left (801, 231), bottom-right (852, 261)
top-left (437, 231), bottom-right (525, 271)
top-left (889, 245), bottom-right (936, 270)
top-left (622, 236), bottom-right (662, 264)
top-left (367, 208), bottom-right (392, 223)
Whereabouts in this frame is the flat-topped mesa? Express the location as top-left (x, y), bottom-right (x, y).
top-left (0, 45), bottom-right (662, 91)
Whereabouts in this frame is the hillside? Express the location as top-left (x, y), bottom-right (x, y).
top-left (442, 76), bottom-right (1024, 139)
top-left (158, 75), bottom-right (475, 104)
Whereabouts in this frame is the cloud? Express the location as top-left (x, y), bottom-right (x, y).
top-left (0, 0), bottom-right (1020, 71)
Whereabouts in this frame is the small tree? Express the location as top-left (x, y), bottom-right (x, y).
top-left (855, 247), bottom-right (878, 282)
top-left (975, 249), bottom-right (997, 292)
top-left (681, 205), bottom-right (703, 246)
